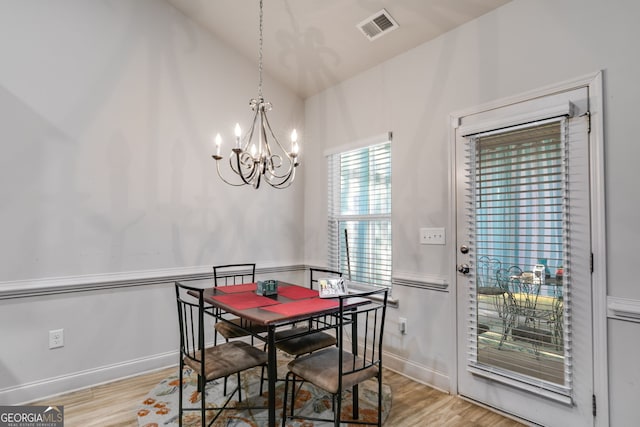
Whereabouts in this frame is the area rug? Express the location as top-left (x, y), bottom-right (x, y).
top-left (137, 353), bottom-right (392, 426)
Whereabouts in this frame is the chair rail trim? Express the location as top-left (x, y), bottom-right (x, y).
top-left (392, 273), bottom-right (449, 292)
top-left (608, 296), bottom-right (640, 323)
top-left (0, 264), bottom-right (307, 299)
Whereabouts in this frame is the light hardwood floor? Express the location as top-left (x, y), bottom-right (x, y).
top-left (30, 367), bottom-right (525, 426)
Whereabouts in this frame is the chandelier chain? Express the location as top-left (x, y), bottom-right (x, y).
top-left (258, 0), bottom-right (264, 99)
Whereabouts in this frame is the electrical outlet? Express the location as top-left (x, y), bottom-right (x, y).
top-left (49, 329), bottom-right (64, 349)
top-left (420, 227), bottom-right (446, 245)
top-left (399, 317), bottom-right (407, 334)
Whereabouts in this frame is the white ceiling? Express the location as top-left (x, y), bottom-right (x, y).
top-left (167, 0), bottom-right (511, 99)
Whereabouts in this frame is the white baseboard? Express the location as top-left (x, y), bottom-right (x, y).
top-left (3, 351), bottom-right (178, 405)
top-left (383, 350), bottom-right (450, 393)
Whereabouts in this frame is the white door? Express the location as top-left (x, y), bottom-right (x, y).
top-left (454, 86), bottom-right (594, 426)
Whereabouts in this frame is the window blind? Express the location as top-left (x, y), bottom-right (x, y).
top-left (466, 118), bottom-right (572, 397)
top-left (328, 141), bottom-right (392, 288)
top-left (475, 121), bottom-right (565, 272)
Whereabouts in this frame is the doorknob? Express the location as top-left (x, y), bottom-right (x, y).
top-left (457, 264), bottom-right (470, 274)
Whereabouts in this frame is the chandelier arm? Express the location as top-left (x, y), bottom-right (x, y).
top-left (265, 154), bottom-right (283, 171)
top-left (253, 164), bottom-right (262, 189)
top-left (264, 155), bottom-right (292, 179)
top-left (225, 149), bottom-right (260, 187)
top-left (242, 104), bottom-right (261, 152)
top-left (214, 158), bottom-right (248, 187)
top-left (263, 156), bottom-right (297, 188)
top-left (228, 150), bottom-right (246, 175)
top-left (228, 151), bottom-right (240, 174)
top-left (235, 151), bottom-right (260, 186)
top-left (259, 110), bottom-right (274, 160)
top-left (248, 159), bottom-right (261, 183)
top-left (262, 110), bottom-right (292, 155)
top-left (265, 165), bottom-right (296, 189)
top-left (259, 115), bottom-right (269, 161)
top-left (261, 113), bottom-right (296, 178)
top-left (238, 151), bottom-right (258, 171)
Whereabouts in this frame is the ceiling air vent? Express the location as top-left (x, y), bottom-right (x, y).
top-left (357, 9), bottom-right (399, 41)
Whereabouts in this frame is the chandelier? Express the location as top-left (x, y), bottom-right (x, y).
top-left (212, 0), bottom-right (299, 189)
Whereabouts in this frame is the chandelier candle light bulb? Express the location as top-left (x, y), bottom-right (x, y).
top-left (214, 133), bottom-right (222, 157)
top-left (234, 123), bottom-right (241, 149)
top-left (291, 129), bottom-right (299, 156)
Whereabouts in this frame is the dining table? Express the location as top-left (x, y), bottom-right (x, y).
top-left (179, 278), bottom-right (370, 427)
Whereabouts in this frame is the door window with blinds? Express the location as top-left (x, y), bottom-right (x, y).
top-left (327, 138), bottom-right (392, 288)
top-left (466, 117), bottom-right (572, 393)
top-left (456, 83), bottom-right (597, 424)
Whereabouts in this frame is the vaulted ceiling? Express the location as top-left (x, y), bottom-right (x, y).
top-left (168, 0), bottom-right (511, 99)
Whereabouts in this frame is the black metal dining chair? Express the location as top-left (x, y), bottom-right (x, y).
top-left (212, 263), bottom-right (268, 342)
top-left (174, 282), bottom-right (267, 426)
top-left (309, 267), bottom-right (343, 290)
top-left (211, 263), bottom-right (270, 395)
top-left (273, 267), bottom-right (342, 357)
top-left (282, 288), bottom-right (388, 427)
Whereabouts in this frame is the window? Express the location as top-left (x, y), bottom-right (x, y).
top-left (471, 119), bottom-right (567, 387)
top-left (475, 120), bottom-right (564, 285)
top-left (327, 136), bottom-right (392, 288)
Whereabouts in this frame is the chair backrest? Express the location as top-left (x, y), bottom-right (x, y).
top-left (337, 288), bottom-right (388, 392)
top-left (309, 267), bottom-right (342, 290)
top-left (477, 256), bottom-right (502, 288)
top-left (213, 263), bottom-right (256, 287)
top-left (175, 282), bottom-right (206, 373)
top-left (496, 265), bottom-right (523, 291)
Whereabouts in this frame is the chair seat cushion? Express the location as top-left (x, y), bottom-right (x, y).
top-left (184, 341), bottom-right (267, 381)
top-left (275, 327), bottom-right (337, 356)
top-left (215, 317), bottom-right (268, 339)
top-left (287, 347), bottom-right (379, 394)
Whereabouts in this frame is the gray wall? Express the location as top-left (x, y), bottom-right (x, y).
top-left (304, 0), bottom-right (639, 424)
top-left (0, 0), bottom-right (304, 403)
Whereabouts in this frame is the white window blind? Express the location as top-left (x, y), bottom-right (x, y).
top-left (466, 118), bottom-right (573, 397)
top-left (475, 120), bottom-right (565, 271)
top-left (328, 141), bottom-right (392, 288)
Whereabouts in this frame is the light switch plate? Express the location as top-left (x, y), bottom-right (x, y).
top-left (420, 227), bottom-right (446, 245)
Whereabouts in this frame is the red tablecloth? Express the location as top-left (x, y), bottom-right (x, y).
top-left (261, 298), bottom-right (338, 316)
top-left (277, 285), bottom-right (319, 300)
top-left (216, 283), bottom-right (257, 294)
top-left (211, 293), bottom-right (279, 310)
